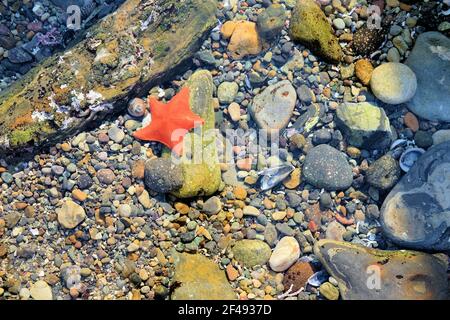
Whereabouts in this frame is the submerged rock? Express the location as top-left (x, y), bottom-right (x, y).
top-left (406, 32), bottom-right (450, 122)
top-left (289, 0), bottom-right (342, 63)
top-left (269, 236), bottom-right (300, 272)
top-left (303, 144), bottom-right (353, 191)
top-left (30, 280), bottom-right (53, 300)
top-left (257, 4), bottom-right (286, 40)
top-left (366, 155), bottom-right (401, 190)
top-left (381, 141), bottom-right (450, 251)
top-left (162, 70), bottom-right (222, 198)
top-left (314, 240), bottom-right (448, 300)
top-left (370, 62), bottom-right (417, 105)
top-left (57, 200), bottom-right (86, 229)
top-left (249, 80), bottom-right (297, 134)
top-left (352, 26), bottom-right (385, 56)
top-left (144, 158), bottom-right (184, 194)
top-left (172, 253), bottom-right (236, 300)
top-left (336, 102), bottom-right (392, 149)
top-left (232, 239), bottom-right (272, 267)
top-left (223, 21), bottom-right (262, 59)
top-left (0, 0), bottom-right (217, 153)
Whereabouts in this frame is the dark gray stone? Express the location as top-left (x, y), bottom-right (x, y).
top-left (366, 155), bottom-right (401, 190)
top-left (406, 32), bottom-right (450, 122)
top-left (303, 144), bottom-right (353, 191)
top-left (144, 158), bottom-right (184, 194)
top-left (381, 141), bottom-right (450, 250)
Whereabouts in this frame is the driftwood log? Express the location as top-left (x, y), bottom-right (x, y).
top-left (0, 0), bottom-right (217, 153)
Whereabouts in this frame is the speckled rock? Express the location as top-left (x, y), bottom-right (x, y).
top-left (303, 145), bottom-right (353, 190)
top-left (366, 154), bottom-right (401, 191)
top-left (315, 240), bottom-right (448, 300)
top-left (283, 261), bottom-right (315, 292)
top-left (144, 158), bottom-right (184, 194)
top-left (352, 26), bottom-right (385, 56)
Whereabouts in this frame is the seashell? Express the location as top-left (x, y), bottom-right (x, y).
top-left (307, 270), bottom-right (329, 287)
top-left (399, 147), bottom-right (426, 172)
top-left (257, 163), bottom-right (295, 191)
top-left (390, 139), bottom-right (408, 151)
top-left (128, 98), bottom-right (147, 118)
top-left (61, 265), bottom-right (81, 289)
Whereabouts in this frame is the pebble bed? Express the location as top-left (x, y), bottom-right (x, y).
top-left (0, 0), bottom-right (450, 300)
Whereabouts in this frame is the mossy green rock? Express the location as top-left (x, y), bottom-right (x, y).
top-left (336, 102), bottom-right (392, 149)
top-left (289, 0), bottom-right (342, 63)
top-left (314, 240), bottom-right (448, 300)
top-left (162, 70), bottom-right (222, 198)
top-left (172, 253), bottom-right (236, 300)
top-left (232, 240), bottom-right (272, 267)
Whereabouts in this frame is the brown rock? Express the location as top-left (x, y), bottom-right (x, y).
top-left (404, 112), bottom-right (419, 132)
top-left (315, 240), bottom-right (449, 300)
top-left (72, 189), bottom-right (87, 202)
top-left (221, 21), bottom-right (238, 39)
top-left (132, 159), bottom-right (145, 180)
top-left (172, 253), bottom-right (236, 300)
top-left (355, 59), bottom-right (374, 85)
top-left (233, 186), bottom-right (248, 200)
top-left (227, 21), bottom-right (262, 59)
top-left (283, 261), bottom-right (315, 292)
top-left (283, 168), bottom-right (301, 189)
top-left (226, 264), bottom-right (239, 281)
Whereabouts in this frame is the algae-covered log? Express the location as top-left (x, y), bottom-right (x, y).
top-left (0, 0), bottom-right (217, 152)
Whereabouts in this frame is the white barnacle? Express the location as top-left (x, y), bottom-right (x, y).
top-left (48, 93), bottom-right (59, 110)
top-left (0, 135), bottom-right (10, 149)
top-left (89, 103), bottom-right (113, 113)
top-left (31, 110), bottom-right (54, 122)
top-left (70, 90), bottom-right (85, 112)
top-left (86, 90), bottom-right (103, 105)
top-left (61, 118), bottom-right (74, 130)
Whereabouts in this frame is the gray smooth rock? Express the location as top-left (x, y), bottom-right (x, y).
top-left (406, 32), bottom-right (450, 122)
top-left (381, 141), bottom-right (450, 250)
top-left (249, 80), bottom-right (297, 134)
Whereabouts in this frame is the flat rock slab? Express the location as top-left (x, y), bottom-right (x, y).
top-left (381, 141), bottom-right (450, 251)
top-left (406, 32), bottom-right (450, 122)
top-left (171, 253), bottom-right (236, 300)
top-left (0, 0), bottom-right (217, 153)
top-left (315, 240), bottom-right (448, 300)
